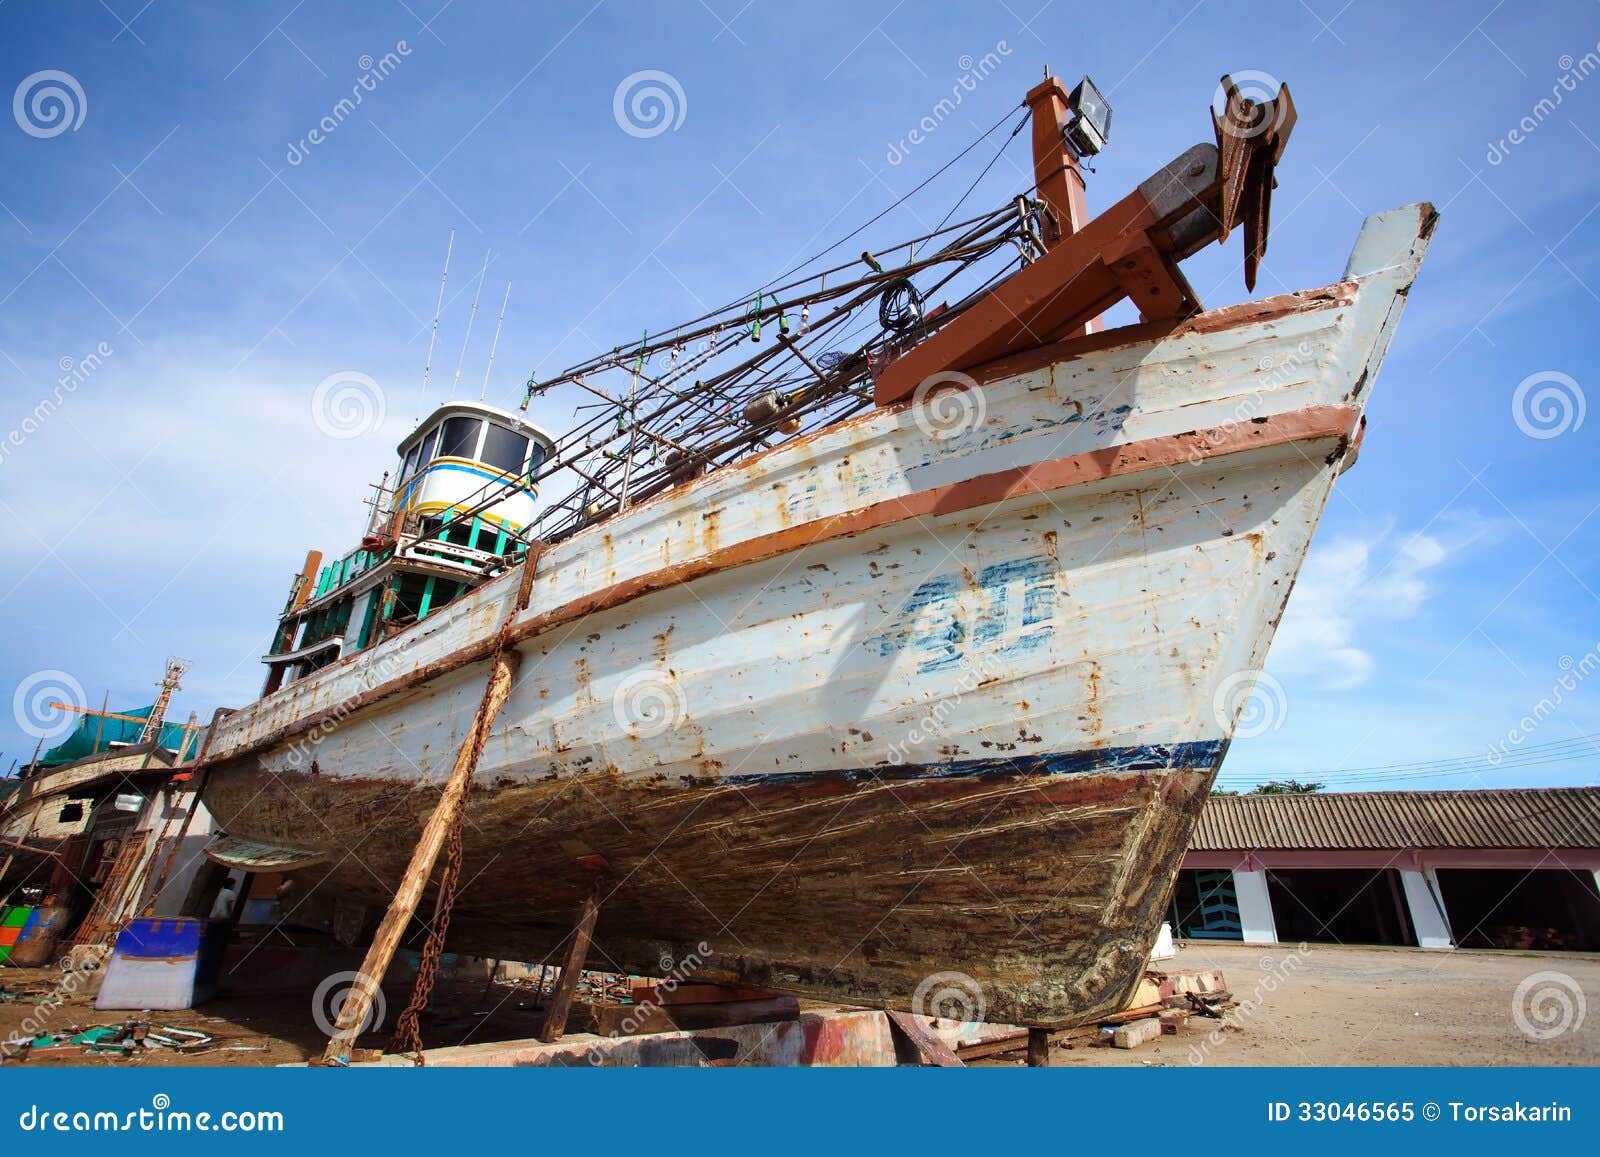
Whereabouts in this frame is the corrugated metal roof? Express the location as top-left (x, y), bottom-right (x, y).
top-left (1190, 787), bottom-right (1600, 851)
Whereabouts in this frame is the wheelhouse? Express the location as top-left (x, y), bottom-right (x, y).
top-left (261, 402), bottom-right (555, 693)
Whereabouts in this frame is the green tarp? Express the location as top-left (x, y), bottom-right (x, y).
top-left (34, 705), bottom-right (193, 769)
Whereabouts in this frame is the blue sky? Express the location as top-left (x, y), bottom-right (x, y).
top-left (0, 0), bottom-right (1595, 791)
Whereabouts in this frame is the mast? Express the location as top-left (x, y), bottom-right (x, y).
top-left (451, 249), bottom-right (490, 400)
top-left (418, 230), bottom-right (454, 418)
top-left (1023, 73), bottom-right (1091, 244)
top-left (1023, 72), bottom-right (1095, 334)
top-left (480, 282), bottom-right (511, 401)
top-left (139, 657), bottom-right (189, 745)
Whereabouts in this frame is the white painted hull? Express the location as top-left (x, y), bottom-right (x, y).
top-left (198, 206), bottom-right (1433, 1025)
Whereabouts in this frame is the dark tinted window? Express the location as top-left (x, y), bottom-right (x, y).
top-left (480, 424), bottom-right (530, 473)
top-left (392, 573), bottom-right (429, 622)
top-left (438, 416), bottom-right (482, 459)
top-left (416, 426), bottom-right (439, 465)
top-left (527, 441), bottom-right (548, 474)
top-left (399, 442), bottom-right (421, 484)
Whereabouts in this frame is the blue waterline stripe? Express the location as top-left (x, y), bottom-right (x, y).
top-left (716, 740), bottom-right (1227, 787)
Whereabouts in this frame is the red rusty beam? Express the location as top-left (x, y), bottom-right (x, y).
top-left (1023, 76), bottom-right (1090, 246)
top-left (873, 143), bottom-right (1220, 407)
top-left (1024, 75), bottom-right (1096, 340)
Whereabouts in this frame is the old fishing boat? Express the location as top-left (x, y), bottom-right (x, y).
top-left (192, 74), bottom-right (1434, 1028)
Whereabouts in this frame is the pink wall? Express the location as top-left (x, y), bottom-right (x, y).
top-left (1182, 848), bottom-right (1600, 872)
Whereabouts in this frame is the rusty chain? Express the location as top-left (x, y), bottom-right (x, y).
top-left (388, 791), bottom-right (469, 1065)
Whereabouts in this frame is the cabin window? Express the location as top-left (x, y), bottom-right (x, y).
top-left (391, 573), bottom-right (430, 623)
top-left (438, 416), bottom-right (483, 460)
top-left (472, 522), bottom-right (505, 553)
top-left (416, 425), bottom-right (440, 467)
top-left (399, 441), bottom-right (422, 484)
top-left (430, 579), bottom-right (463, 612)
top-left (480, 423), bottom-right (530, 474)
top-left (443, 519), bottom-right (474, 548)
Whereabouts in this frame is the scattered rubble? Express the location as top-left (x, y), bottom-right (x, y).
top-left (0, 1015), bottom-right (269, 1061)
top-left (954, 968), bottom-right (1240, 1063)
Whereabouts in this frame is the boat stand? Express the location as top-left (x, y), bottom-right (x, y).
top-left (536, 855), bottom-right (607, 1043)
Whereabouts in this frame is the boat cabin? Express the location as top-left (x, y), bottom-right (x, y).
top-left (261, 402), bottom-right (555, 693)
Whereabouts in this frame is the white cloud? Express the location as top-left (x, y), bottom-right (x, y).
top-left (0, 337), bottom-right (418, 721)
top-left (1268, 522), bottom-right (1465, 690)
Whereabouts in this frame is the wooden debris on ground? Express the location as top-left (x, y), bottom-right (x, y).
top-left (950, 969), bottom-right (1238, 1061)
top-left (1087, 967), bottom-right (1238, 1051)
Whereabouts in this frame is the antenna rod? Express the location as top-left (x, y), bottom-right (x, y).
top-left (419, 230), bottom-right (455, 417)
top-left (451, 249), bottom-right (490, 400)
top-left (480, 282), bottom-right (512, 401)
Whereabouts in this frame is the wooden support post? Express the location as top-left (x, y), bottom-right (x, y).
top-left (91, 691), bottom-right (110, 755)
top-left (537, 864), bottom-right (605, 1043)
top-left (885, 1010), bottom-right (964, 1066)
top-left (1026, 1026), bottom-right (1051, 1068)
top-left (319, 646), bottom-right (522, 1064)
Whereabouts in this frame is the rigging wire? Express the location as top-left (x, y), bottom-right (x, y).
top-left (936, 112), bottom-right (1030, 234)
top-left (428, 102), bottom-right (1046, 548)
top-left (753, 102), bottom-right (1026, 295)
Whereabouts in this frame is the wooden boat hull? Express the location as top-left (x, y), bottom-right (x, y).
top-left (198, 205), bottom-right (1434, 1027)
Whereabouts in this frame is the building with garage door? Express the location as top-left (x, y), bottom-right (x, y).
top-left (1172, 787), bottom-right (1600, 950)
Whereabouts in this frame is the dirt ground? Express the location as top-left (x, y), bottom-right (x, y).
top-left (0, 968), bottom-right (551, 1068)
top-left (3, 941), bottom-right (1596, 1067)
top-left (1038, 941), bottom-right (1600, 1067)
